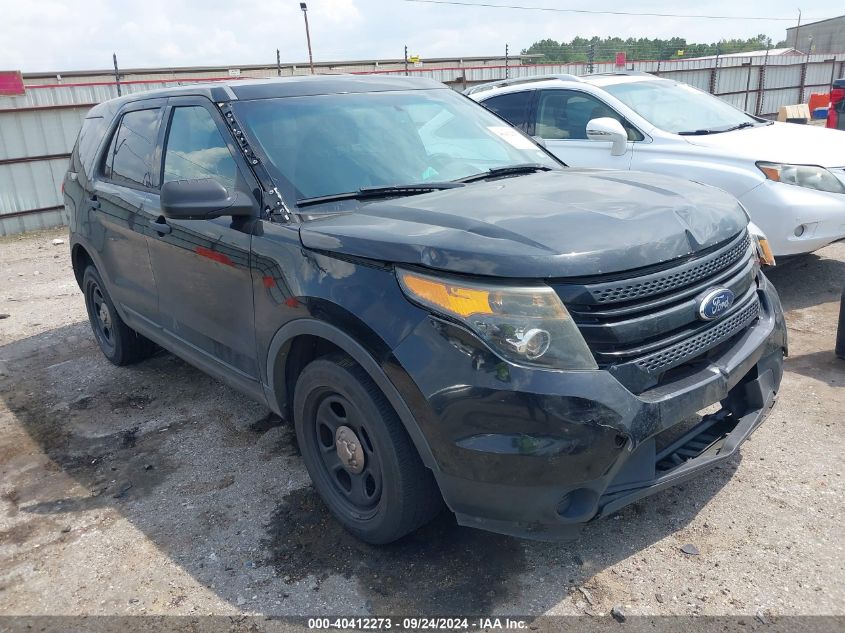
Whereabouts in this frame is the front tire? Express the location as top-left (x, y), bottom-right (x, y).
top-left (293, 355), bottom-right (442, 544)
top-left (82, 265), bottom-right (155, 366)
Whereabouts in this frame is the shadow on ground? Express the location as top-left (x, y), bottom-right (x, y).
top-left (1, 316), bottom-right (740, 615)
top-left (765, 254), bottom-right (845, 312)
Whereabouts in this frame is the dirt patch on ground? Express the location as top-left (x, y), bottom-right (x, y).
top-left (1, 228), bottom-right (843, 617)
top-left (265, 486), bottom-right (525, 614)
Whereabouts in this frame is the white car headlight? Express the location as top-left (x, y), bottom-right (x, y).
top-left (396, 269), bottom-right (597, 370)
top-left (757, 162), bottom-right (845, 194)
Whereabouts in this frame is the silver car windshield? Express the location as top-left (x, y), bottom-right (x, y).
top-left (603, 80), bottom-right (760, 135)
top-left (233, 88), bottom-right (559, 203)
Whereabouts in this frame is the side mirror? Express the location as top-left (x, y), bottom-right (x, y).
top-left (586, 117), bottom-right (628, 156)
top-left (160, 179), bottom-right (256, 220)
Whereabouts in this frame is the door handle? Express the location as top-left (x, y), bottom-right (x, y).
top-left (150, 217), bottom-right (172, 235)
top-left (88, 196), bottom-right (100, 210)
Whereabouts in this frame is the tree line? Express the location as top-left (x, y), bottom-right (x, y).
top-left (521, 34), bottom-right (789, 63)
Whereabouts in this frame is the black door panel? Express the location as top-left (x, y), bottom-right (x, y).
top-left (146, 98), bottom-right (260, 380)
top-left (91, 104), bottom-right (165, 326)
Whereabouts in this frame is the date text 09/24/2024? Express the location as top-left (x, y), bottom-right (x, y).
top-left (307, 617), bottom-right (529, 630)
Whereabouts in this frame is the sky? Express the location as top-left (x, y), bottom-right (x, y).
top-left (0, 0), bottom-right (840, 72)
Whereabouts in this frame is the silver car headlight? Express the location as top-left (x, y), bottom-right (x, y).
top-left (757, 162), bottom-right (845, 194)
top-left (397, 269), bottom-right (597, 370)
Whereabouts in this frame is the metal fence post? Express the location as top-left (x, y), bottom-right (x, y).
top-left (505, 43), bottom-right (509, 79)
top-left (277, 49), bottom-right (282, 77)
top-left (404, 45), bottom-right (409, 76)
top-left (799, 56), bottom-right (809, 104)
top-left (744, 59), bottom-right (753, 112)
top-left (836, 285), bottom-right (845, 359)
top-left (112, 53), bottom-right (121, 97)
top-left (710, 48), bottom-right (720, 95)
top-left (756, 46), bottom-right (770, 116)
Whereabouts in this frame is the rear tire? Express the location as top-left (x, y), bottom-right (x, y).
top-left (82, 265), bottom-right (156, 366)
top-left (293, 354), bottom-right (442, 544)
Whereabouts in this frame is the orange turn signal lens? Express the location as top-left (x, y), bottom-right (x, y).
top-left (757, 237), bottom-right (776, 266)
top-left (399, 272), bottom-right (493, 318)
top-left (758, 165), bottom-right (781, 182)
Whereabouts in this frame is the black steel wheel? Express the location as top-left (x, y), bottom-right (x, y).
top-left (293, 354), bottom-right (442, 544)
top-left (313, 392), bottom-right (383, 516)
top-left (82, 265), bottom-right (156, 366)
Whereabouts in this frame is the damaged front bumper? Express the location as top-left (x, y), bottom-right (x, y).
top-left (390, 273), bottom-right (787, 541)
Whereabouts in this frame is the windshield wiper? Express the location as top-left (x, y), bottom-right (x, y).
top-left (678, 121), bottom-right (757, 136)
top-left (297, 182), bottom-right (464, 207)
top-left (721, 122), bottom-right (757, 132)
top-left (678, 128), bottom-right (723, 136)
top-left (457, 163), bottom-right (553, 183)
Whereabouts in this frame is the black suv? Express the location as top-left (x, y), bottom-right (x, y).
top-left (64, 76), bottom-right (787, 544)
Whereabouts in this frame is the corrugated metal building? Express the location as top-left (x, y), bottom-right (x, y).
top-left (787, 15), bottom-right (845, 54)
top-left (3, 51), bottom-right (845, 236)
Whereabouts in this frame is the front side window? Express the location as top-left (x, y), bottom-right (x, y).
top-left (603, 80), bottom-right (760, 134)
top-left (233, 88), bottom-right (558, 203)
top-left (481, 91), bottom-right (533, 132)
top-left (535, 90), bottom-right (642, 141)
top-left (103, 108), bottom-right (162, 188)
top-left (163, 106), bottom-right (238, 190)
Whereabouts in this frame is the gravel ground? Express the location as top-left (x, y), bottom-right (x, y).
top-left (0, 228), bottom-right (843, 619)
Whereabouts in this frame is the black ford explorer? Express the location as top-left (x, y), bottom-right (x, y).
top-left (63, 76), bottom-right (787, 544)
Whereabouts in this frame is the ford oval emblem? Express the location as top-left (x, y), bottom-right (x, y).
top-left (698, 288), bottom-right (735, 321)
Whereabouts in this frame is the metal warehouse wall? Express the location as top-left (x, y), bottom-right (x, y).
top-left (2, 52), bottom-right (845, 236)
top-left (787, 16), bottom-right (845, 54)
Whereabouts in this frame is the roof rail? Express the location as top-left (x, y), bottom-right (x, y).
top-left (463, 73), bottom-right (581, 95)
top-left (581, 70), bottom-right (654, 78)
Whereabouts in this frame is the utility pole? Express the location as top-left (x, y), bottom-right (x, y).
top-left (795, 9), bottom-right (802, 52)
top-left (112, 52), bottom-right (121, 97)
top-left (404, 45), bottom-right (409, 76)
top-left (299, 3), bottom-right (315, 74)
top-left (505, 43), bottom-right (509, 79)
top-left (587, 42), bottom-right (595, 74)
top-left (276, 49), bottom-right (282, 77)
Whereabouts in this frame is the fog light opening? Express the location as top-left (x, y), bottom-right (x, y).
top-left (557, 488), bottom-right (599, 521)
top-left (794, 224), bottom-right (805, 237)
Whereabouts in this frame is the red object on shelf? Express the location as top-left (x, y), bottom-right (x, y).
top-left (0, 70), bottom-right (25, 96)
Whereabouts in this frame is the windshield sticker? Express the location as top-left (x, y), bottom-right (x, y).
top-left (487, 126), bottom-right (536, 150)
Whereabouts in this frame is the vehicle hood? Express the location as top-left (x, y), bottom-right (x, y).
top-left (298, 170), bottom-right (747, 278)
top-left (683, 122), bottom-right (845, 167)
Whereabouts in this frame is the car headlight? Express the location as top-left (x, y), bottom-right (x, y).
top-left (757, 162), bottom-right (845, 194)
top-left (397, 269), bottom-right (597, 370)
top-left (747, 221), bottom-right (776, 266)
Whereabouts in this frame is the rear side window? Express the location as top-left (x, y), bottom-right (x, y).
top-left (481, 91), bottom-right (532, 132)
top-left (103, 108), bottom-right (162, 188)
top-left (72, 116), bottom-right (106, 176)
top-left (162, 106), bottom-right (238, 190)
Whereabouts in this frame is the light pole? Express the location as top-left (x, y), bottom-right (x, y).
top-left (300, 2), bottom-right (315, 75)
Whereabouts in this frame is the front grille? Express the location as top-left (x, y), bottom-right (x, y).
top-left (553, 231), bottom-right (759, 392)
top-left (633, 296), bottom-right (759, 373)
top-left (590, 233), bottom-right (751, 304)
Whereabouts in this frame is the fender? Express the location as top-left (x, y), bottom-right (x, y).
top-left (264, 318), bottom-right (439, 471)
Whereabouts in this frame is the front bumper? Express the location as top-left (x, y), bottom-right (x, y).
top-left (389, 273), bottom-right (787, 540)
top-left (739, 179), bottom-right (845, 257)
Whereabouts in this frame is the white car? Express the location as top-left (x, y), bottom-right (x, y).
top-left (467, 73), bottom-right (845, 257)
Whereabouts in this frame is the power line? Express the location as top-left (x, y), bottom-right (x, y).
top-left (401, 0), bottom-right (805, 22)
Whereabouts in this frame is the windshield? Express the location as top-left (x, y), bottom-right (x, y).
top-left (232, 88), bottom-right (559, 205)
top-left (603, 80), bottom-right (760, 134)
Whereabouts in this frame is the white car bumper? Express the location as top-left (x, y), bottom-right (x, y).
top-left (738, 180), bottom-right (845, 256)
